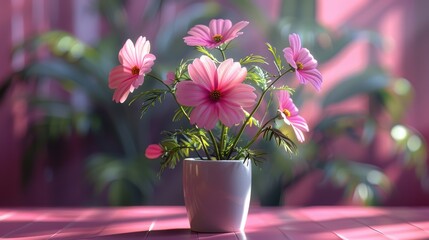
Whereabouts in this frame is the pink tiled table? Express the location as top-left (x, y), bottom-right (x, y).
top-left (0, 206), bottom-right (428, 239)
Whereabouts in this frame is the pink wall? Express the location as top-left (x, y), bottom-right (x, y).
top-left (318, 0), bottom-right (429, 205)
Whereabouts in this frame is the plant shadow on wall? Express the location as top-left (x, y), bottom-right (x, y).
top-left (1, 0), bottom-right (427, 206)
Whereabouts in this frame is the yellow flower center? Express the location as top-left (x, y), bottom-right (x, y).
top-left (296, 62), bottom-right (304, 70)
top-left (213, 34), bottom-right (223, 43)
top-left (209, 90), bottom-right (222, 102)
top-left (283, 109), bottom-right (291, 118)
top-left (131, 66), bottom-right (140, 75)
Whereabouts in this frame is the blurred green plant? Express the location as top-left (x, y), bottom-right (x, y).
top-left (1, 0), bottom-right (427, 206)
top-left (236, 0), bottom-right (428, 205)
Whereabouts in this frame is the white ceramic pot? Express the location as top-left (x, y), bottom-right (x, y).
top-left (183, 158), bottom-right (252, 232)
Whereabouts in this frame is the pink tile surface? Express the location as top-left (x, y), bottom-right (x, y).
top-left (0, 206), bottom-right (428, 239)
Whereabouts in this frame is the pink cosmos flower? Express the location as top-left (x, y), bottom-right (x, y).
top-left (283, 33), bottom-right (322, 91)
top-left (183, 19), bottom-right (249, 49)
top-left (176, 56), bottom-right (256, 130)
top-left (165, 71), bottom-right (175, 85)
top-left (108, 36), bottom-right (156, 103)
top-left (145, 144), bottom-right (164, 159)
top-left (277, 90), bottom-right (309, 142)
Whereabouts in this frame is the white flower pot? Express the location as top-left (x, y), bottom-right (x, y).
top-left (183, 158), bottom-right (252, 232)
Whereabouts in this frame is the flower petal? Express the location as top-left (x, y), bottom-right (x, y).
top-left (135, 36), bottom-right (151, 67)
top-left (291, 125), bottom-right (306, 142)
top-left (223, 84), bottom-right (256, 108)
top-left (209, 19), bottom-right (232, 36)
top-left (289, 115), bottom-right (309, 132)
top-left (176, 81), bottom-right (209, 107)
top-left (183, 24), bottom-right (211, 47)
top-left (139, 53), bottom-right (156, 74)
top-left (165, 71), bottom-right (175, 85)
top-left (289, 115), bottom-right (309, 143)
top-left (184, 19), bottom-right (248, 48)
top-left (190, 104), bottom-right (218, 130)
top-left (297, 68), bottom-right (323, 91)
top-left (112, 82), bottom-right (133, 103)
top-left (283, 47), bottom-right (297, 69)
top-left (276, 90), bottom-right (300, 116)
top-left (109, 65), bottom-right (128, 89)
top-left (188, 56), bottom-right (217, 90)
top-left (218, 102), bottom-right (245, 127)
top-left (223, 21), bottom-right (249, 42)
top-left (119, 39), bottom-right (136, 68)
top-left (296, 48), bottom-right (318, 69)
top-left (289, 33), bottom-right (301, 54)
top-left (217, 59), bottom-right (247, 90)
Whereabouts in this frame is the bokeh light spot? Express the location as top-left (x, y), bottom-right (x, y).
top-left (407, 135), bottom-right (422, 152)
top-left (391, 125), bottom-right (408, 141)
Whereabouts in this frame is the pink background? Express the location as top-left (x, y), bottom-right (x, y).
top-left (0, 0), bottom-right (428, 206)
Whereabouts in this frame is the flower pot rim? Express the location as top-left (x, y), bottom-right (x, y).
top-left (184, 158), bottom-right (246, 163)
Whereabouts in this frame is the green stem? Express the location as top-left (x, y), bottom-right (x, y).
top-left (219, 48), bottom-right (227, 61)
top-left (219, 125), bottom-right (228, 158)
top-left (147, 73), bottom-right (211, 159)
top-left (243, 115), bottom-right (278, 150)
top-left (208, 130), bottom-right (220, 160)
top-left (226, 68), bottom-right (293, 159)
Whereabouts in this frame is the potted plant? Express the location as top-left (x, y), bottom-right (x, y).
top-left (108, 18), bottom-right (323, 232)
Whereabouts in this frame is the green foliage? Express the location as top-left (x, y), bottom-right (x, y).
top-left (238, 148), bottom-right (265, 165)
top-left (246, 66), bottom-right (270, 90)
top-left (266, 43), bottom-right (284, 73)
top-left (272, 85), bottom-right (295, 93)
top-left (324, 160), bottom-right (390, 205)
top-left (86, 154), bottom-right (155, 205)
top-left (129, 89), bottom-right (169, 117)
top-left (322, 67), bottom-right (389, 108)
top-left (240, 54), bottom-right (267, 65)
top-left (175, 59), bottom-right (192, 81)
top-left (172, 106), bottom-right (192, 122)
top-left (262, 126), bottom-right (297, 154)
top-left (195, 46), bottom-right (217, 62)
top-left (159, 129), bottom-right (209, 173)
top-left (243, 110), bottom-right (260, 128)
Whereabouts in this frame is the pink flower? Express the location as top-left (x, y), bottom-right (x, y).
top-left (283, 33), bottom-right (322, 91)
top-left (108, 36), bottom-right (156, 103)
top-left (277, 90), bottom-right (309, 142)
top-left (183, 19), bottom-right (249, 49)
top-left (176, 56), bottom-right (257, 130)
top-left (145, 144), bottom-right (164, 159)
top-left (165, 71), bottom-right (175, 85)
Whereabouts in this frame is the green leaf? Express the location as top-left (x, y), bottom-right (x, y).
top-left (272, 85), bottom-right (295, 93)
top-left (322, 67), bottom-right (389, 108)
top-left (243, 110), bottom-right (260, 127)
top-left (239, 148), bottom-right (266, 165)
top-left (20, 59), bottom-right (110, 101)
top-left (172, 106), bottom-right (192, 122)
top-left (262, 126), bottom-right (297, 154)
top-left (266, 43), bottom-right (284, 72)
top-left (240, 54), bottom-right (267, 65)
top-left (246, 66), bottom-right (270, 90)
top-left (129, 89), bottom-right (168, 117)
top-left (175, 59), bottom-right (192, 81)
top-left (158, 128), bottom-right (209, 173)
top-left (195, 46), bottom-right (218, 62)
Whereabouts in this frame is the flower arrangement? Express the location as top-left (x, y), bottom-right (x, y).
top-left (108, 19), bottom-right (323, 171)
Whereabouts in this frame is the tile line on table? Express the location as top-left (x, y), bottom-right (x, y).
top-left (1, 212), bottom-right (48, 238)
top-left (48, 208), bottom-right (102, 239)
